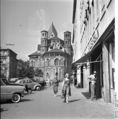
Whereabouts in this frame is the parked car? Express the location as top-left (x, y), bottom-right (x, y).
top-left (15, 77), bottom-right (41, 91)
top-left (33, 77), bottom-right (46, 87)
top-left (2, 78), bottom-right (24, 87)
top-left (0, 79), bottom-right (25, 103)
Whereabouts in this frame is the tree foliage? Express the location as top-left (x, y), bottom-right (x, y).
top-left (26, 67), bottom-right (35, 78)
top-left (35, 68), bottom-right (43, 77)
top-left (17, 59), bottom-right (35, 78)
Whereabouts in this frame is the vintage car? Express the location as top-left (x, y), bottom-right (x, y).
top-left (2, 78), bottom-right (24, 87)
top-left (0, 79), bottom-right (25, 103)
top-left (33, 76), bottom-right (46, 87)
top-left (15, 77), bottom-right (41, 91)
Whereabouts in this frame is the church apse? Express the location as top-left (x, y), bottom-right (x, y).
top-left (29, 23), bottom-right (73, 82)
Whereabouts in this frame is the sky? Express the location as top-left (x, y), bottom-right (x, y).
top-left (1, 0), bottom-right (73, 61)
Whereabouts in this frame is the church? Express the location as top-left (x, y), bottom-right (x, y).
top-left (29, 23), bottom-right (73, 82)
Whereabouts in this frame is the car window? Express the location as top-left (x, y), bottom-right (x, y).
top-left (2, 79), bottom-right (8, 84)
top-left (0, 79), bottom-right (5, 85)
top-left (29, 80), bottom-right (32, 83)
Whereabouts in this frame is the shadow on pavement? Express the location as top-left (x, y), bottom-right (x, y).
top-left (1, 98), bottom-right (33, 104)
top-left (69, 99), bottom-right (81, 103)
top-left (20, 98), bottom-right (33, 102)
top-left (0, 107), bottom-right (8, 112)
top-left (82, 92), bottom-right (90, 99)
top-left (1, 100), bottom-right (13, 104)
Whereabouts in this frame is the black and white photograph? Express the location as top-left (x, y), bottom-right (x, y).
top-left (0, 0), bottom-right (117, 119)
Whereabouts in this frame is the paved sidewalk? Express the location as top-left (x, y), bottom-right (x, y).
top-left (1, 83), bottom-right (114, 119)
top-left (46, 83), bottom-right (114, 118)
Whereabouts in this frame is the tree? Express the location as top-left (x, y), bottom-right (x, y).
top-left (35, 68), bottom-right (43, 77)
top-left (17, 59), bottom-right (29, 78)
top-left (18, 67), bottom-right (27, 78)
top-left (26, 67), bottom-right (35, 78)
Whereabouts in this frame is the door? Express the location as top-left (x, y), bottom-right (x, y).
top-left (95, 54), bottom-right (103, 99)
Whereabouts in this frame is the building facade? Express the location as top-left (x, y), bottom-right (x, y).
top-left (0, 49), bottom-right (17, 80)
top-left (29, 23), bottom-right (73, 82)
top-left (72, 0), bottom-right (115, 103)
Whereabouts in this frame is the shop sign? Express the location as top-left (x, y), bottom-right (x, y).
top-left (88, 29), bottom-right (99, 51)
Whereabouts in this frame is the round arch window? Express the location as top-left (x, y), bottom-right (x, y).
top-left (54, 58), bottom-right (59, 66)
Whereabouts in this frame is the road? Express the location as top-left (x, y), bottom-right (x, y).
top-left (1, 84), bottom-right (114, 119)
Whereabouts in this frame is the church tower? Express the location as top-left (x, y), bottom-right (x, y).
top-left (64, 31), bottom-right (71, 55)
top-left (41, 30), bottom-right (48, 54)
top-left (48, 22), bottom-right (58, 39)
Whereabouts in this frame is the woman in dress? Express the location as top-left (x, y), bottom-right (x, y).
top-left (53, 72), bottom-right (59, 96)
top-left (63, 73), bottom-right (71, 103)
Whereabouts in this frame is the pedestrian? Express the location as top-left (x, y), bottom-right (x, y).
top-left (63, 73), bottom-right (71, 103)
top-left (88, 71), bottom-right (97, 100)
top-left (61, 78), bottom-right (65, 98)
top-left (52, 72), bottom-right (59, 96)
top-left (46, 73), bottom-right (50, 86)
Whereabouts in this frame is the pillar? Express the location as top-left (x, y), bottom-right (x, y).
top-left (102, 42), bottom-right (110, 102)
top-left (77, 65), bottom-right (81, 86)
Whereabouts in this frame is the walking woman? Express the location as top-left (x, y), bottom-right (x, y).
top-left (52, 72), bottom-right (59, 96)
top-left (63, 73), bottom-right (71, 103)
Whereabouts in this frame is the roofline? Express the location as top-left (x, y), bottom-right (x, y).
top-left (64, 31), bottom-right (71, 33)
top-left (28, 54), bottom-right (41, 57)
top-left (0, 48), bottom-right (17, 56)
top-left (48, 37), bottom-right (64, 41)
top-left (41, 30), bottom-right (48, 33)
top-left (42, 50), bottom-right (70, 56)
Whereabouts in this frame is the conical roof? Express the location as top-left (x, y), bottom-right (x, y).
top-left (48, 22), bottom-right (58, 39)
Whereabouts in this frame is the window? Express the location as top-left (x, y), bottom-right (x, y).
top-left (42, 33), bottom-right (45, 36)
top-left (65, 41), bottom-right (68, 44)
top-left (59, 59), bottom-right (64, 65)
top-left (4, 51), bottom-right (8, 55)
top-left (0, 60), bottom-right (3, 64)
top-left (29, 80), bottom-right (32, 83)
top-left (54, 58), bottom-right (59, 66)
top-left (47, 59), bottom-right (50, 66)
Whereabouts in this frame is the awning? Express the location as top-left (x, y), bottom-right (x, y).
top-left (72, 36), bottom-right (102, 66)
top-left (72, 52), bottom-right (103, 69)
top-left (73, 51), bottom-right (92, 66)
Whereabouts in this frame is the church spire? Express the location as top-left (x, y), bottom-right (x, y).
top-left (48, 22), bottom-right (58, 39)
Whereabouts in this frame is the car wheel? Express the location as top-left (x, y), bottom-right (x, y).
top-left (11, 94), bottom-right (21, 103)
top-left (35, 86), bottom-right (41, 91)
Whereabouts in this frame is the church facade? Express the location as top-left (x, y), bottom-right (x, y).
top-left (28, 23), bottom-right (73, 82)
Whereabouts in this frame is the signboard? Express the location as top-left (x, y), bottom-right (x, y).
top-left (88, 29), bottom-right (99, 51)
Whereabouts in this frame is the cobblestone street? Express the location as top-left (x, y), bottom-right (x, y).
top-left (1, 84), bottom-right (114, 119)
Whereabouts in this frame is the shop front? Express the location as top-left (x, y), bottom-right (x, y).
top-left (72, 19), bottom-right (115, 103)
